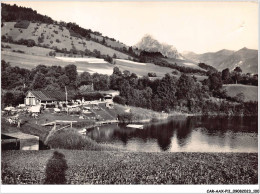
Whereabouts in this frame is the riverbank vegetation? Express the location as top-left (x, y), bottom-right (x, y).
top-left (46, 128), bottom-right (117, 151)
top-left (2, 150), bottom-right (257, 184)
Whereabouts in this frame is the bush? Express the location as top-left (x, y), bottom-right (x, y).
top-left (148, 72), bottom-right (157, 77)
top-left (14, 20), bottom-right (30, 29)
top-left (12, 50), bottom-right (25, 53)
top-left (1, 44), bottom-right (11, 49)
top-left (117, 113), bottom-right (134, 124)
top-left (38, 35), bottom-right (44, 43)
top-left (113, 95), bottom-right (126, 105)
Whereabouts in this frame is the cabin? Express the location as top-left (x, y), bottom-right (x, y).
top-left (24, 90), bottom-right (74, 106)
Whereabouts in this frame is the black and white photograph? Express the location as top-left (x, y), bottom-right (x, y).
top-left (0, 1), bottom-right (258, 193)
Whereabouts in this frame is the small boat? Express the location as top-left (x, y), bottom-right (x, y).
top-left (126, 124), bottom-right (143, 129)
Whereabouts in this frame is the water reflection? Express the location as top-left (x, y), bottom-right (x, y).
top-left (86, 116), bottom-right (258, 152)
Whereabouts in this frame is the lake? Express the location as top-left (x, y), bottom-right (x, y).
top-left (86, 116), bottom-right (258, 152)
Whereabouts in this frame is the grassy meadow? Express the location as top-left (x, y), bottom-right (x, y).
top-left (223, 84), bottom-right (258, 102)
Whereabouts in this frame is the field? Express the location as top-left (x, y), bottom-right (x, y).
top-left (114, 59), bottom-right (177, 77)
top-left (223, 84), bottom-right (258, 102)
top-left (1, 49), bottom-right (176, 77)
top-left (1, 50), bottom-right (113, 74)
top-left (1, 150), bottom-right (257, 184)
top-left (164, 58), bottom-right (205, 71)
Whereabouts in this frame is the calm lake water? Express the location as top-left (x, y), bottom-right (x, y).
top-left (86, 116), bottom-right (258, 153)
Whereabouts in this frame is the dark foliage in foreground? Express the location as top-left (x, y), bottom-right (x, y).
top-left (1, 151), bottom-right (258, 184)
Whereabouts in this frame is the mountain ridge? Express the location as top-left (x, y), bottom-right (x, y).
top-left (182, 48), bottom-right (258, 73)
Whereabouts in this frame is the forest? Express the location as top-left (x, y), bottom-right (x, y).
top-left (1, 60), bottom-right (257, 116)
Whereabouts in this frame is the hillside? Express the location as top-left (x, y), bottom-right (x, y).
top-left (1, 22), bottom-right (130, 59)
top-left (223, 84), bottom-right (258, 102)
top-left (1, 3), bottom-right (212, 78)
top-left (183, 48), bottom-right (258, 74)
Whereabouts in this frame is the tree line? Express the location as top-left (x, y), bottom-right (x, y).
top-left (1, 60), bottom-right (257, 116)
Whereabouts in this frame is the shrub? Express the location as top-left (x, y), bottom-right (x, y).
top-left (148, 72), bottom-right (157, 77)
top-left (17, 39), bottom-right (35, 47)
top-left (12, 50), bottom-right (25, 53)
top-left (1, 44), bottom-right (11, 49)
top-left (14, 20), bottom-right (30, 29)
top-left (113, 95), bottom-right (126, 105)
top-left (117, 113), bottom-right (134, 124)
top-left (38, 35), bottom-right (44, 43)
top-left (56, 39), bottom-right (60, 43)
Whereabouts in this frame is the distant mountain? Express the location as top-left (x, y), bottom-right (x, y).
top-left (135, 34), bottom-right (183, 59)
top-left (182, 48), bottom-right (258, 73)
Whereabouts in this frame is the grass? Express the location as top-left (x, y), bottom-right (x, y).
top-left (1, 150), bottom-right (258, 184)
top-left (223, 84), bottom-right (258, 102)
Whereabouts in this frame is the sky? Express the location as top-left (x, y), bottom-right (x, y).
top-left (4, 1), bottom-right (259, 54)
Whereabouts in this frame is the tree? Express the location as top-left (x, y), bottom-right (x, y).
top-left (232, 67), bottom-right (242, 84)
top-left (234, 66), bottom-right (242, 73)
top-left (176, 74), bottom-right (198, 100)
top-left (92, 73), bottom-right (109, 91)
top-left (222, 68), bottom-right (231, 84)
top-left (32, 72), bottom-right (47, 89)
top-left (77, 72), bottom-right (92, 87)
top-left (208, 73), bottom-right (222, 91)
top-left (123, 70), bottom-right (130, 77)
top-left (112, 67), bottom-right (122, 76)
top-left (58, 75), bottom-right (70, 88)
top-left (64, 64), bottom-right (78, 86)
top-left (157, 73), bottom-right (177, 109)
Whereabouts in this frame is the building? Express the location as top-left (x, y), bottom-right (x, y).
top-left (24, 90), bottom-right (74, 106)
top-left (2, 132), bottom-right (39, 150)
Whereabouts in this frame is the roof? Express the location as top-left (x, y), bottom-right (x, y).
top-left (2, 132), bottom-right (39, 140)
top-left (27, 90), bottom-right (75, 101)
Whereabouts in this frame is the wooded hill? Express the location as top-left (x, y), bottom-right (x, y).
top-left (1, 3), bottom-right (217, 75)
